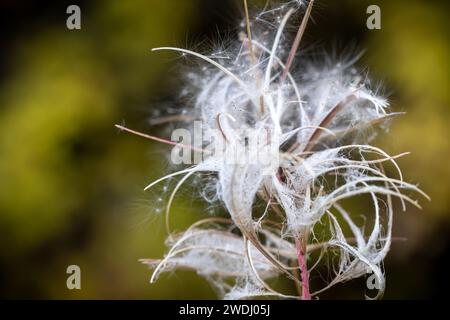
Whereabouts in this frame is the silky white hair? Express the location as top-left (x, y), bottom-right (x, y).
top-left (138, 0), bottom-right (428, 300)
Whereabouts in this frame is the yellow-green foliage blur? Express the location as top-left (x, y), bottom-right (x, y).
top-left (0, 0), bottom-right (448, 299)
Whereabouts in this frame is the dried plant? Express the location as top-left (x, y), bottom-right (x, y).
top-left (118, 0), bottom-right (429, 299)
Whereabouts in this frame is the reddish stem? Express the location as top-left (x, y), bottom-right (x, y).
top-left (295, 238), bottom-right (311, 300)
top-left (115, 124), bottom-right (208, 154)
top-left (280, 0), bottom-right (315, 83)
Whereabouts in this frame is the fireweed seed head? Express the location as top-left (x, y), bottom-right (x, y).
top-left (124, 0), bottom-right (430, 299)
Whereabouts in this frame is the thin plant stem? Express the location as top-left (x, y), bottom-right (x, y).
top-left (115, 124), bottom-right (209, 154)
top-left (295, 237), bottom-right (311, 300)
top-left (243, 0), bottom-right (255, 64)
top-left (280, 0), bottom-right (314, 83)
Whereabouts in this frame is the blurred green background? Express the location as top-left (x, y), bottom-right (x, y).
top-left (0, 0), bottom-right (448, 299)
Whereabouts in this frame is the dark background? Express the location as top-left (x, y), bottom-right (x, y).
top-left (0, 0), bottom-right (449, 299)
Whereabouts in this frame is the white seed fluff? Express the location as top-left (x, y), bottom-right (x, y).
top-left (140, 1), bottom-right (428, 300)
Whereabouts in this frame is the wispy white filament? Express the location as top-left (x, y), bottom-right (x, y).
top-left (139, 0), bottom-right (428, 300)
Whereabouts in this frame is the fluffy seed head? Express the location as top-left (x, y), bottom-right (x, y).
top-left (137, 0), bottom-right (428, 299)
